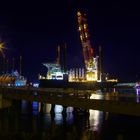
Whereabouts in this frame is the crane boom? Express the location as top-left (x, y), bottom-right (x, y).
top-left (77, 11), bottom-right (98, 81)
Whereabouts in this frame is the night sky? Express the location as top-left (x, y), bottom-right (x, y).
top-left (0, 0), bottom-right (140, 82)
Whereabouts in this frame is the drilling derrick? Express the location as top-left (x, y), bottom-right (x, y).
top-left (77, 11), bottom-right (98, 81)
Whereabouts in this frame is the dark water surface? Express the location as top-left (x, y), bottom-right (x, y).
top-left (0, 89), bottom-right (140, 140)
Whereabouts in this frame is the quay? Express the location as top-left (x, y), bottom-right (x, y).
top-left (0, 86), bottom-right (140, 116)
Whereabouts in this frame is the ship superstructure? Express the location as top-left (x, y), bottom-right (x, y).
top-left (38, 45), bottom-right (65, 80)
top-left (42, 63), bottom-right (63, 80)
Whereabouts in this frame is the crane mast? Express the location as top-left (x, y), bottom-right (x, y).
top-left (77, 11), bottom-right (98, 81)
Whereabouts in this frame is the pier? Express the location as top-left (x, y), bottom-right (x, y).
top-left (0, 86), bottom-right (140, 116)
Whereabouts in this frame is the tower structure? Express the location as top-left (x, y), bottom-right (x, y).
top-left (77, 11), bottom-right (98, 81)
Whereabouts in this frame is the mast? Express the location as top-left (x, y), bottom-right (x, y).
top-left (12, 57), bottom-right (15, 71)
top-left (56, 45), bottom-right (60, 64)
top-left (19, 56), bottom-right (22, 75)
top-left (99, 45), bottom-right (102, 81)
top-left (63, 43), bottom-right (67, 73)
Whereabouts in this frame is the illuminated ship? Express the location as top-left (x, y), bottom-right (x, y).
top-left (0, 55), bottom-right (27, 86)
top-left (12, 70), bottom-right (27, 86)
top-left (39, 63), bottom-right (64, 80)
top-left (39, 11), bottom-right (100, 84)
top-left (38, 44), bottom-right (67, 81)
top-left (39, 11), bottom-right (118, 88)
top-left (0, 70), bottom-right (27, 86)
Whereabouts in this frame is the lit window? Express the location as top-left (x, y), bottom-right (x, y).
top-left (84, 24), bottom-right (87, 29)
top-left (79, 27), bottom-right (81, 31)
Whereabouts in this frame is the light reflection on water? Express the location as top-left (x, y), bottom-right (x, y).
top-left (89, 110), bottom-right (103, 131)
top-left (28, 88), bottom-right (140, 136)
top-left (89, 93), bottom-right (103, 131)
top-left (31, 102), bottom-right (75, 125)
top-left (30, 99), bottom-right (103, 132)
top-left (136, 89), bottom-right (140, 103)
top-left (0, 89), bottom-right (140, 139)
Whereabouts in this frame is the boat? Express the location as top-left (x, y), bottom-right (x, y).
top-left (0, 70), bottom-right (27, 86)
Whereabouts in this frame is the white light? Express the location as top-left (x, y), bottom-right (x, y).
top-left (33, 83), bottom-right (39, 88)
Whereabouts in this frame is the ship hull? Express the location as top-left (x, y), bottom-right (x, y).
top-left (39, 79), bottom-right (116, 90)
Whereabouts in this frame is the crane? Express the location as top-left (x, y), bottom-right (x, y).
top-left (77, 11), bottom-right (98, 81)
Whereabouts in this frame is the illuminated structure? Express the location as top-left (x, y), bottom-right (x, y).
top-left (0, 70), bottom-right (27, 86)
top-left (39, 45), bottom-right (64, 80)
top-left (39, 45), bottom-right (67, 80)
top-left (68, 68), bottom-right (85, 82)
top-left (77, 11), bottom-right (99, 81)
top-left (40, 63), bottom-right (64, 80)
top-left (0, 47), bottom-right (27, 86)
top-left (39, 12), bottom-right (118, 83)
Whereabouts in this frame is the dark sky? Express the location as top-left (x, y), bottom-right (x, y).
top-left (0, 0), bottom-right (140, 82)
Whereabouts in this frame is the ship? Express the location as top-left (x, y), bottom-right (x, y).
top-left (0, 70), bottom-right (27, 86)
top-left (39, 11), bottom-right (118, 89)
top-left (39, 11), bottom-right (100, 87)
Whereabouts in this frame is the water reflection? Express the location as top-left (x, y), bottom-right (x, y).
top-left (45, 104), bottom-right (51, 113)
top-left (30, 99), bottom-right (103, 138)
top-left (0, 88), bottom-right (140, 139)
top-left (136, 89), bottom-right (140, 103)
top-left (54, 105), bottom-right (63, 124)
top-left (89, 110), bottom-right (103, 131)
top-left (90, 92), bottom-right (103, 132)
top-left (136, 88), bottom-right (140, 95)
top-left (21, 100), bottom-right (29, 114)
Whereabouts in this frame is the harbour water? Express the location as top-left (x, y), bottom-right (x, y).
top-left (0, 88), bottom-right (140, 140)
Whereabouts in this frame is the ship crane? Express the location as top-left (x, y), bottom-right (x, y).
top-left (77, 11), bottom-right (98, 81)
